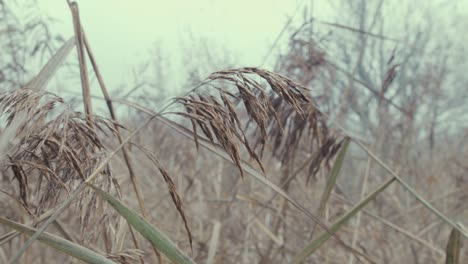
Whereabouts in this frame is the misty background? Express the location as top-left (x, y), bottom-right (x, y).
top-left (6, 0), bottom-right (465, 99)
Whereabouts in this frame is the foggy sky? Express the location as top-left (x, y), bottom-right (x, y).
top-left (19, 0), bottom-right (468, 102)
top-left (35, 0), bottom-right (331, 93)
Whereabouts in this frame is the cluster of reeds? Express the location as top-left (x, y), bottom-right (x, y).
top-left (1, 2), bottom-right (193, 263)
top-left (0, 87), bottom-right (122, 243)
top-left (0, 1), bottom-right (467, 264)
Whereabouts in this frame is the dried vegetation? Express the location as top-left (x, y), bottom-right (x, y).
top-left (1, 1), bottom-right (468, 264)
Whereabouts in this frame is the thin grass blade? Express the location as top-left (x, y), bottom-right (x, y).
top-left (0, 217), bottom-right (116, 264)
top-left (25, 37), bottom-right (75, 90)
top-left (445, 228), bottom-right (461, 264)
top-left (318, 137), bottom-right (350, 213)
top-left (292, 177), bottom-right (396, 264)
top-left (89, 185), bottom-right (194, 264)
top-left (315, 19), bottom-right (399, 42)
top-left (0, 247), bottom-right (6, 264)
top-left (69, 2), bottom-right (93, 118)
top-left (206, 221), bottom-right (221, 264)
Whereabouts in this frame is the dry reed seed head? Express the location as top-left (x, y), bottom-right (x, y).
top-left (306, 136), bottom-right (344, 184)
top-left (259, 89), bottom-right (345, 181)
top-left (175, 67), bottom-right (346, 180)
top-left (177, 93), bottom-right (247, 178)
top-left (379, 64), bottom-right (400, 104)
top-left (0, 88), bottom-right (121, 239)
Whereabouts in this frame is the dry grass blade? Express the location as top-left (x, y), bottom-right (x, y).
top-left (314, 19), bottom-right (400, 42)
top-left (318, 137), bottom-right (350, 213)
top-left (90, 185), bottom-right (194, 264)
top-left (0, 247), bottom-right (6, 264)
top-left (206, 221), bottom-right (221, 264)
top-left (0, 209), bottom-right (54, 247)
top-left (348, 156), bottom-right (371, 264)
top-left (253, 218), bottom-right (283, 246)
top-left (68, 1), bottom-right (93, 119)
top-left (24, 37), bottom-right (75, 91)
top-left (292, 177), bottom-right (396, 264)
top-left (0, 217), bottom-right (116, 264)
top-left (445, 228), bottom-right (462, 264)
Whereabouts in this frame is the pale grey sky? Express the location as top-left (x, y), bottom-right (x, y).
top-left (14, 0), bottom-right (467, 104)
top-left (34, 0), bottom-right (332, 93)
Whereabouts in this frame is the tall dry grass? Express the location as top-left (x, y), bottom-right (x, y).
top-left (1, 1), bottom-right (467, 264)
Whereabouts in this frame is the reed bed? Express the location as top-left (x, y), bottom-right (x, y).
top-left (0, 1), bottom-right (467, 264)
